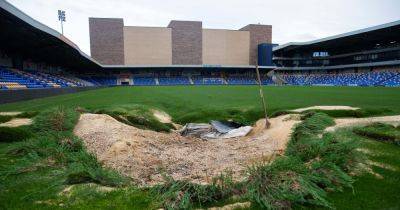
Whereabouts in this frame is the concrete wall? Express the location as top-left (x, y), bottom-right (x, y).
top-left (89, 18), bottom-right (124, 65)
top-left (203, 29), bottom-right (250, 65)
top-left (0, 87), bottom-right (101, 104)
top-left (168, 21), bottom-right (202, 65)
top-left (124, 27), bottom-right (172, 65)
top-left (240, 24), bottom-right (272, 65)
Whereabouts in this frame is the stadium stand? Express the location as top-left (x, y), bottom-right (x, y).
top-left (261, 76), bottom-right (275, 85)
top-left (276, 70), bottom-right (400, 87)
top-left (158, 77), bottom-right (191, 86)
top-left (72, 69), bottom-right (400, 87)
top-left (226, 76), bottom-right (257, 85)
top-left (192, 76), bottom-right (225, 85)
top-left (81, 76), bottom-right (117, 86)
top-left (3, 65), bottom-right (400, 89)
top-left (0, 67), bottom-right (90, 89)
top-left (133, 77), bottom-right (156, 86)
top-left (0, 67), bottom-right (42, 89)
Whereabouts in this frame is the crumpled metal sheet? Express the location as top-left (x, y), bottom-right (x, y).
top-left (179, 123), bottom-right (212, 138)
top-left (180, 121), bottom-right (252, 140)
top-left (210, 120), bottom-right (236, 133)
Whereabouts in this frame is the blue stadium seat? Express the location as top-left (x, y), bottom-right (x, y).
top-left (226, 76), bottom-right (256, 85)
top-left (278, 70), bottom-right (400, 87)
top-left (158, 77), bottom-right (190, 85)
top-left (133, 77), bottom-right (156, 86)
top-left (192, 76), bottom-right (224, 85)
top-left (82, 76), bottom-right (117, 86)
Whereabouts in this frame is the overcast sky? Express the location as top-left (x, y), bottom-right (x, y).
top-left (7, 0), bottom-right (400, 56)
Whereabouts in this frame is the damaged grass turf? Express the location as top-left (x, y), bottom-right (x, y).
top-left (0, 111), bottom-right (37, 124)
top-left (93, 104), bottom-right (175, 132)
top-left (0, 107), bottom-right (130, 209)
top-left (0, 108), bottom-right (367, 209)
top-left (243, 113), bottom-right (360, 209)
top-left (353, 123), bottom-right (400, 146)
top-left (270, 108), bottom-right (393, 119)
top-left (0, 126), bottom-right (33, 142)
top-left (152, 112), bottom-right (363, 209)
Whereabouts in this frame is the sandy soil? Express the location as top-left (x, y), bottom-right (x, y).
top-left (74, 113), bottom-right (301, 186)
top-left (152, 109), bottom-right (172, 124)
top-left (325, 115), bottom-right (400, 132)
top-left (291, 106), bottom-right (359, 113)
top-left (208, 202), bottom-right (251, 210)
top-left (0, 118), bottom-right (32, 127)
top-left (0, 112), bottom-right (22, 116)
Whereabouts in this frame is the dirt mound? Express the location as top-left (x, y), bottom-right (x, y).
top-left (74, 113), bottom-right (301, 186)
top-left (291, 106), bottom-right (359, 113)
top-left (325, 115), bottom-right (400, 132)
top-left (0, 118), bottom-right (32, 127)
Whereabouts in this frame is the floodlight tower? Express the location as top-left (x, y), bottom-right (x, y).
top-left (58, 10), bottom-right (66, 35)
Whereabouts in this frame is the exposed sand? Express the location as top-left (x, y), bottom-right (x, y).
top-left (152, 109), bottom-right (172, 124)
top-left (0, 112), bottom-right (22, 116)
top-left (291, 106), bottom-right (359, 113)
top-left (0, 118), bottom-right (32, 127)
top-left (325, 115), bottom-right (400, 132)
top-left (208, 202), bottom-right (251, 210)
top-left (73, 113), bottom-right (301, 186)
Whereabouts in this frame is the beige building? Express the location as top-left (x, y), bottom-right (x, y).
top-left (124, 27), bottom-right (172, 65)
top-left (203, 29), bottom-right (250, 65)
top-left (124, 27), bottom-right (251, 66)
top-left (90, 19), bottom-right (272, 66)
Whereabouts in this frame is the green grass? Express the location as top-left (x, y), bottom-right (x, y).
top-left (353, 123), bottom-right (400, 146)
top-left (0, 86), bottom-right (400, 209)
top-left (246, 113), bottom-right (361, 209)
top-left (0, 86), bottom-right (399, 124)
top-left (0, 115), bottom-right (13, 123)
top-left (317, 126), bottom-right (400, 210)
top-left (0, 126), bottom-right (33, 142)
top-left (0, 107), bottom-right (134, 209)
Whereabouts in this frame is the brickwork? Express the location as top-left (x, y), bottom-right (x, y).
top-left (240, 24), bottom-right (272, 65)
top-left (168, 21), bottom-right (202, 65)
top-left (89, 18), bottom-right (124, 65)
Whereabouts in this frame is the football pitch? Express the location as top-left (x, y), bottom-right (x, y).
top-left (1, 85), bottom-right (400, 119)
top-left (0, 85), bottom-right (400, 209)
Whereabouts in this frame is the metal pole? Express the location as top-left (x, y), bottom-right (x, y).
top-left (61, 21), bottom-right (64, 35)
top-left (255, 64), bottom-right (271, 128)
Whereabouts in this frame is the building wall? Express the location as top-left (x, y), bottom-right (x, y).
top-left (240, 24), bottom-right (272, 65)
top-left (203, 29), bottom-right (250, 65)
top-left (168, 21), bottom-right (202, 65)
top-left (124, 27), bottom-right (172, 65)
top-left (89, 18), bottom-right (124, 65)
top-left (88, 18), bottom-right (272, 66)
